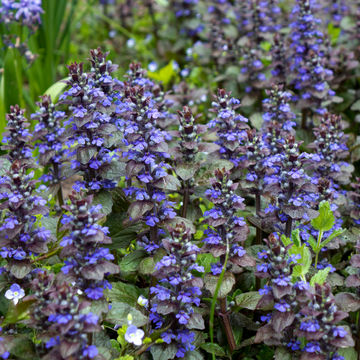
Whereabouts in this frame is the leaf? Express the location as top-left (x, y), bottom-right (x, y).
top-left (235, 291), bottom-right (262, 310)
top-left (204, 272), bottom-right (235, 299)
top-left (1, 299), bottom-right (37, 327)
top-left (8, 337), bottom-right (37, 360)
top-left (104, 282), bottom-right (141, 307)
top-left (77, 146), bottom-right (97, 164)
top-left (319, 228), bottom-right (344, 250)
top-left (105, 213), bottom-right (142, 251)
top-left (350, 99), bottom-right (360, 111)
top-left (249, 113), bottom-right (263, 130)
top-left (335, 292), bottom-right (360, 312)
top-left (173, 162), bottom-right (199, 181)
top-left (120, 250), bottom-right (148, 272)
top-left (98, 161), bottom-right (126, 180)
top-left (148, 61), bottom-right (176, 86)
top-left (150, 342), bottom-right (178, 360)
top-left (127, 200), bottom-right (153, 221)
top-left (105, 302), bottom-right (148, 327)
top-left (139, 257), bottom-right (155, 275)
top-left (337, 347), bottom-right (357, 360)
top-left (307, 235), bottom-right (318, 253)
top-left (274, 347), bottom-right (292, 360)
top-left (163, 216), bottom-right (196, 233)
top-left (4, 47), bottom-right (21, 119)
top-left (291, 228), bottom-right (301, 247)
top-left (280, 234), bottom-right (292, 247)
top-left (201, 343), bottom-right (226, 357)
top-left (43, 80), bottom-right (68, 102)
top-left (93, 189), bottom-right (113, 215)
top-left (291, 245), bottom-right (311, 279)
top-left (111, 187), bottom-right (131, 213)
top-left (310, 267), bottom-right (331, 287)
top-left (311, 201), bottom-right (335, 232)
top-left (194, 160), bottom-right (234, 185)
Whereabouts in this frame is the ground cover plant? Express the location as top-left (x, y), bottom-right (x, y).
top-left (2, 0), bottom-right (360, 360)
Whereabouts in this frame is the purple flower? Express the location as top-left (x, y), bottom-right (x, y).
top-left (176, 311), bottom-right (190, 325)
top-left (304, 342), bottom-right (321, 353)
top-left (274, 300), bottom-right (290, 312)
top-left (333, 327), bottom-right (347, 338)
top-left (83, 345), bottom-right (98, 358)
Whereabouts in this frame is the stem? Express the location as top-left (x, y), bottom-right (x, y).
top-left (30, 247), bottom-right (60, 263)
top-left (255, 193), bottom-right (262, 291)
top-left (16, 23), bottom-right (24, 107)
top-left (285, 218), bottom-right (292, 238)
top-left (220, 298), bottom-right (236, 352)
top-left (181, 180), bottom-right (190, 218)
top-left (53, 163), bottom-right (64, 207)
top-left (301, 108), bottom-right (308, 129)
top-left (314, 230), bottom-right (323, 269)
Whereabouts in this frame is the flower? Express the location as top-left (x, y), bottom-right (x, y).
top-left (137, 295), bottom-right (149, 307)
top-left (125, 325), bottom-right (145, 346)
top-left (82, 345), bottom-right (98, 358)
top-left (5, 284), bottom-right (25, 305)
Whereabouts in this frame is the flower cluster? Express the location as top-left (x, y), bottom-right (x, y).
top-left (1, 105), bottom-right (33, 166)
top-left (151, 222), bottom-right (204, 358)
top-left (270, 34), bottom-right (287, 84)
top-left (202, 168), bottom-right (255, 270)
top-left (60, 48), bottom-right (124, 192)
top-left (0, 0), bottom-right (43, 26)
top-left (255, 233), bottom-right (307, 346)
top-left (44, 283), bottom-right (103, 360)
top-left (31, 95), bottom-right (67, 195)
top-left (58, 192), bottom-right (119, 300)
top-left (307, 113), bottom-right (349, 187)
top-left (262, 84), bottom-right (296, 132)
top-left (0, 161), bottom-right (53, 279)
top-left (122, 84), bottom-right (176, 231)
top-left (297, 283), bottom-right (353, 359)
top-left (208, 89), bottom-right (249, 166)
top-left (289, 0), bottom-right (335, 117)
top-left (171, 0), bottom-right (203, 36)
top-left (170, 106), bottom-right (215, 163)
top-left (263, 135), bottom-right (319, 235)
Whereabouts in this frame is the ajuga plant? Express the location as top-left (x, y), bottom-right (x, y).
top-left (169, 106), bottom-right (218, 217)
top-left (150, 222), bottom-right (204, 358)
top-left (270, 34), bottom-right (287, 85)
top-left (1, 105), bottom-right (33, 166)
top-left (254, 232), bottom-right (309, 347)
top-left (307, 112), bottom-right (350, 188)
top-left (31, 95), bottom-right (67, 205)
top-left (202, 168), bottom-right (255, 351)
top-left (208, 89), bottom-right (249, 166)
top-left (0, 161), bottom-right (54, 279)
top-left (296, 283), bottom-right (354, 360)
top-left (58, 191), bottom-right (119, 300)
top-left (262, 84), bottom-right (296, 132)
top-left (121, 81), bottom-right (177, 251)
top-left (41, 282), bottom-right (104, 360)
top-left (60, 48), bottom-right (125, 192)
top-left (288, 0), bottom-right (335, 127)
top-left (262, 135), bottom-right (319, 237)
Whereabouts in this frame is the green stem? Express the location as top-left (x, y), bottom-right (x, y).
top-left (16, 23), bottom-right (24, 108)
top-left (314, 230), bottom-right (323, 269)
top-left (210, 237), bottom-right (230, 359)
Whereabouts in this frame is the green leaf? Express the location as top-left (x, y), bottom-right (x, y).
top-left (280, 234), bottom-right (292, 247)
top-left (92, 189), bottom-right (113, 215)
top-left (204, 272), bottom-right (235, 299)
top-left (105, 302), bottom-right (148, 327)
top-left (201, 343), bottom-right (226, 357)
top-left (148, 61), bottom-right (176, 87)
top-left (291, 228), bottom-right (301, 247)
top-left (1, 299), bottom-right (37, 327)
top-left (235, 291), bottom-right (262, 310)
top-left (104, 282), bottom-right (141, 307)
top-left (337, 347), bottom-right (357, 360)
top-left (311, 201), bottom-right (335, 232)
top-left (173, 162), bottom-right (199, 181)
top-left (307, 235), bottom-right (318, 253)
top-left (111, 187), bottom-right (131, 213)
top-left (105, 213), bottom-right (142, 251)
top-left (292, 245), bottom-right (311, 279)
top-left (319, 228), bottom-right (344, 250)
top-left (43, 79), bottom-right (68, 102)
top-left (249, 113), bottom-right (263, 130)
top-left (310, 267), bottom-right (331, 287)
top-left (139, 257), bottom-right (155, 275)
top-left (8, 337), bottom-right (37, 360)
top-left (150, 342), bottom-right (178, 360)
top-left (274, 347), bottom-right (292, 360)
top-left (120, 250), bottom-right (148, 272)
top-left (4, 47), bottom-right (21, 112)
